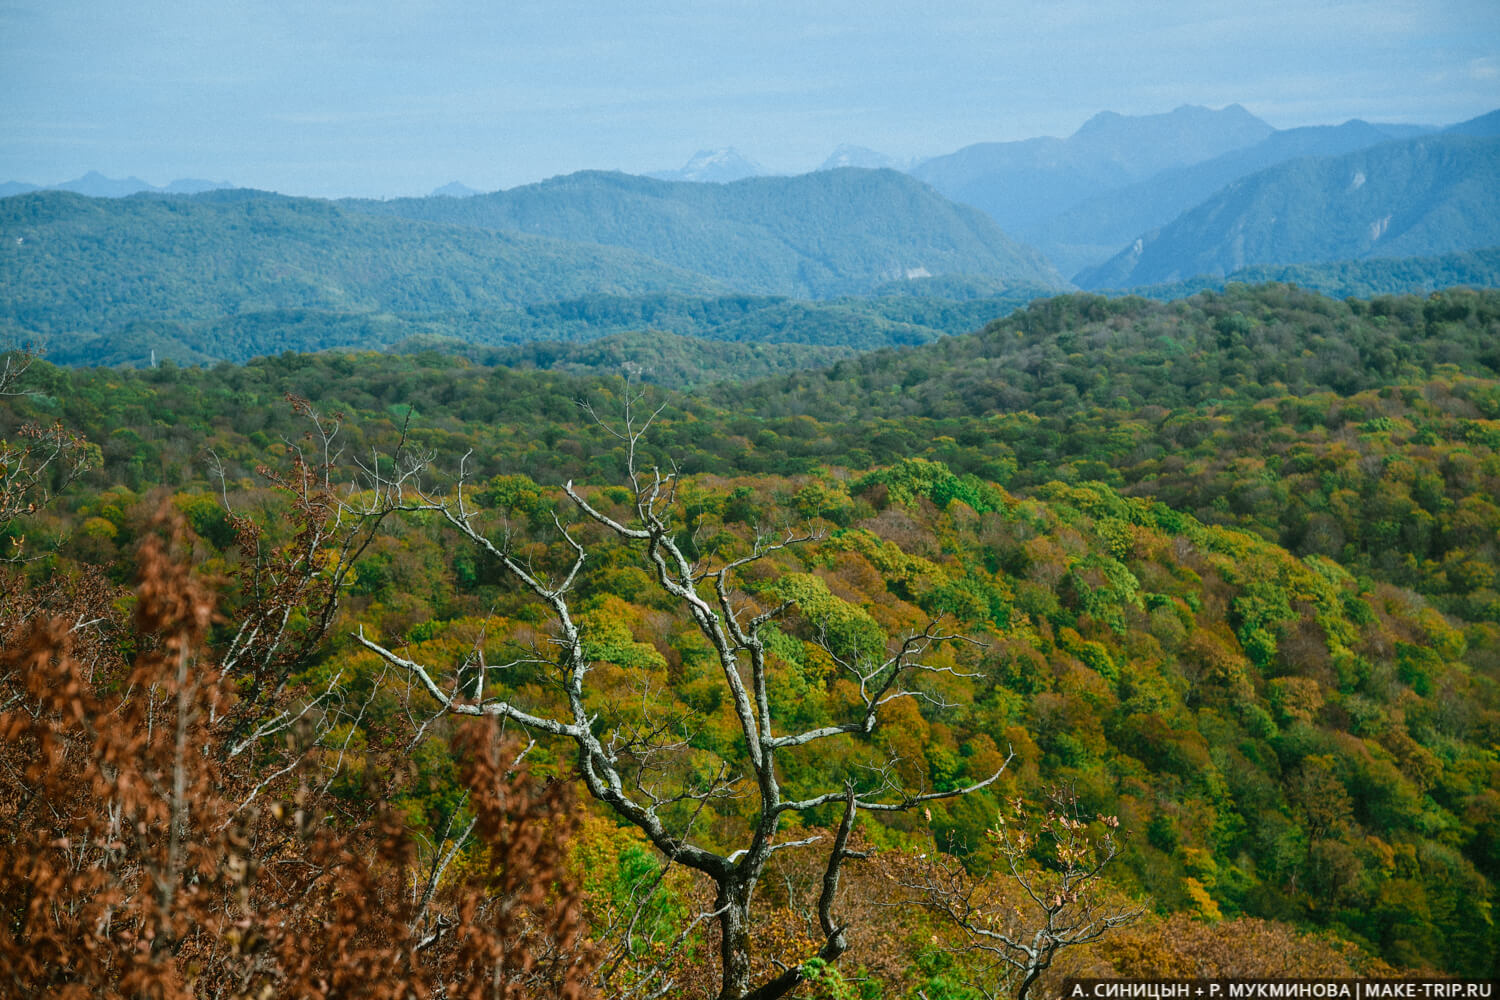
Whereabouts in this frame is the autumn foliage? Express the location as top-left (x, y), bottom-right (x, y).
top-left (7, 282), bottom-right (1496, 995)
top-left (0, 514), bottom-right (596, 999)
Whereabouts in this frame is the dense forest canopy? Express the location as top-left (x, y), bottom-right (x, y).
top-left (4, 284), bottom-right (1499, 995)
top-left (0, 190), bottom-right (722, 339)
top-left (1115, 247), bottom-right (1500, 302)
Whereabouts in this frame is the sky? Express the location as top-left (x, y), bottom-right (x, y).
top-left (2, 0), bottom-right (1498, 199)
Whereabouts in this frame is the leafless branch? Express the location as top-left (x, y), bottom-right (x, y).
top-left (352, 384), bottom-right (1010, 1000)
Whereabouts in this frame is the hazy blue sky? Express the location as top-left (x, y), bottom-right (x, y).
top-left (3, 0), bottom-right (1497, 198)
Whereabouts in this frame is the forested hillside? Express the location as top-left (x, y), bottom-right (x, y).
top-left (0, 189), bottom-right (722, 335)
top-left (345, 168), bottom-right (1064, 297)
top-left (24, 286), bottom-right (1057, 371)
top-left (0, 179), bottom-right (1064, 368)
top-left (1030, 120), bottom-right (1432, 277)
top-left (1080, 135), bottom-right (1500, 288)
top-left (6, 285), bottom-right (1498, 991)
top-left (1121, 247), bottom-right (1500, 301)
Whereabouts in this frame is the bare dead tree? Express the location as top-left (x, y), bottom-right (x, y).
top-left (353, 386), bottom-right (1012, 1000)
top-left (217, 395), bottom-right (420, 701)
top-left (203, 394), bottom-right (434, 818)
top-left (891, 784), bottom-right (1143, 1000)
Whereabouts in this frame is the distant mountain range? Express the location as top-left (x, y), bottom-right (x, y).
top-left (818, 145), bottom-right (906, 171)
top-left (0, 171), bottom-right (234, 199)
top-left (1445, 109), bottom-right (1500, 137)
top-left (895, 104), bottom-right (1500, 287)
top-left (343, 168), bottom-right (1063, 298)
top-left (649, 148), bottom-right (765, 183)
top-left (647, 144), bottom-right (909, 180)
top-left (0, 189), bottom-right (722, 340)
top-left (1078, 131), bottom-right (1500, 288)
top-left (603, 106), bottom-right (1499, 292)
top-left (1026, 119), bottom-right (1438, 277)
top-left (430, 181), bottom-right (482, 198)
top-left (910, 104), bottom-right (1277, 233)
top-left (1, 170), bottom-right (1064, 365)
top-left (9, 101), bottom-right (1500, 371)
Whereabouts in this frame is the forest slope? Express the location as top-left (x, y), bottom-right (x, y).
top-left (1079, 135), bottom-right (1500, 288)
top-left (1031, 120), bottom-right (1431, 277)
top-left (344, 168), bottom-right (1064, 298)
top-left (31, 287), bottom-right (1055, 370)
top-left (0, 189), bottom-right (723, 341)
top-left (1121, 247), bottom-right (1500, 301)
top-left (9, 286), bottom-right (1499, 976)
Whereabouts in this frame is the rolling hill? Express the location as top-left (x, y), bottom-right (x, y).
top-left (0, 175), bottom-right (1068, 367)
top-left (0, 189), bottom-right (724, 346)
top-left (343, 168), bottom-right (1063, 298)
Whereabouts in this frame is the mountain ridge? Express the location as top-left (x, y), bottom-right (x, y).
top-left (343, 167), bottom-right (1064, 298)
top-left (0, 189), bottom-right (724, 340)
top-left (1029, 119), bottom-right (1437, 277)
top-left (648, 147), bottom-right (765, 183)
top-left (1077, 133), bottom-right (1500, 288)
top-left (0, 171), bottom-right (236, 198)
top-left (910, 103), bottom-right (1276, 232)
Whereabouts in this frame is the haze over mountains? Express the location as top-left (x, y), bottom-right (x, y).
top-left (910, 104), bottom-right (1277, 235)
top-left (5, 102), bottom-right (1500, 368)
top-left (817, 145), bottom-right (907, 171)
top-left (1026, 119), bottom-right (1440, 275)
top-left (0, 171), bottom-right (234, 199)
top-left (1078, 131), bottom-right (1500, 288)
top-left (649, 148), bottom-right (765, 183)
